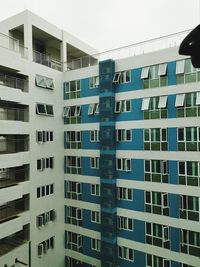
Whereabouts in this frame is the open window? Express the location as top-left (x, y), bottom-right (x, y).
top-left (142, 97), bottom-right (150, 110)
top-left (175, 94), bottom-right (185, 107)
top-left (113, 72), bottom-right (121, 83)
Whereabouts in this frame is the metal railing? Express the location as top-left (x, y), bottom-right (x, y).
top-left (0, 166), bottom-right (29, 188)
top-left (0, 73), bottom-right (27, 91)
top-left (0, 196), bottom-right (29, 222)
top-left (0, 137), bottom-right (29, 154)
top-left (65, 29), bottom-right (191, 71)
top-left (0, 107), bottom-right (28, 122)
top-left (0, 33), bottom-right (28, 58)
top-left (33, 50), bottom-right (62, 71)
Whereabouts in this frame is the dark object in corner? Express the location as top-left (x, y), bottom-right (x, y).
top-left (179, 25), bottom-right (200, 68)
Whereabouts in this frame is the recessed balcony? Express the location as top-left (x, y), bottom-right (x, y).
top-left (0, 101), bottom-right (29, 122)
top-left (0, 165), bottom-right (29, 189)
top-left (0, 73), bottom-right (28, 92)
top-left (0, 224), bottom-right (29, 256)
top-left (0, 135), bottom-right (29, 154)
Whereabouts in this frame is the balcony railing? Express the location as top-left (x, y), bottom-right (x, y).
top-left (0, 166), bottom-right (29, 188)
top-left (0, 196), bottom-right (29, 222)
top-left (0, 225), bottom-right (29, 256)
top-left (0, 137), bottom-right (29, 154)
top-left (0, 107), bottom-right (28, 122)
top-left (33, 50), bottom-right (62, 71)
top-left (0, 73), bottom-right (28, 91)
top-left (65, 29), bottom-right (191, 71)
top-left (0, 33), bottom-right (28, 58)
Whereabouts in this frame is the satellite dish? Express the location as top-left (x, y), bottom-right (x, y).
top-left (179, 24), bottom-right (200, 68)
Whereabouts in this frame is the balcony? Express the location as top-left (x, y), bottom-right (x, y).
top-left (33, 50), bottom-right (62, 71)
top-left (0, 102), bottom-right (29, 122)
top-left (0, 224), bottom-right (29, 256)
top-left (0, 73), bottom-right (28, 92)
top-left (0, 195), bottom-right (29, 222)
top-left (0, 135), bottom-right (29, 154)
top-left (0, 165), bottom-right (29, 189)
top-left (0, 32), bottom-right (28, 58)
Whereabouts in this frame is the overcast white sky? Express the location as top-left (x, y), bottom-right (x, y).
top-left (0, 0), bottom-right (199, 52)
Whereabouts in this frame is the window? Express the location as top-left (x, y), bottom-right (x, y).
top-left (37, 236), bottom-right (55, 256)
top-left (117, 187), bottom-right (133, 200)
top-left (36, 131), bottom-right (53, 143)
top-left (146, 254), bottom-right (170, 267)
top-left (63, 105), bottom-right (81, 124)
top-left (146, 222), bottom-right (170, 249)
top-left (88, 103), bottom-right (99, 115)
top-left (66, 206), bottom-right (82, 226)
top-left (64, 80), bottom-right (80, 99)
top-left (89, 76), bottom-right (99, 88)
top-left (66, 156), bottom-right (81, 174)
top-left (180, 229), bottom-right (200, 257)
top-left (177, 127), bottom-right (200, 151)
top-left (37, 157), bottom-right (54, 171)
top-left (178, 161), bottom-right (200, 186)
top-left (37, 184), bottom-right (54, 198)
top-left (116, 158), bottom-right (131, 172)
top-left (180, 195), bottom-right (199, 221)
top-left (90, 130), bottom-right (99, 142)
top-left (113, 70), bottom-right (131, 84)
top-left (67, 232), bottom-right (83, 252)
top-left (141, 64), bottom-right (167, 89)
top-left (36, 210), bottom-right (56, 227)
top-left (143, 96), bottom-right (168, 119)
top-left (91, 211), bottom-right (100, 223)
top-left (116, 129), bottom-right (132, 142)
top-left (91, 239), bottom-right (101, 252)
top-left (176, 58), bottom-right (200, 84)
top-left (36, 103), bottom-right (54, 116)
top-left (145, 160), bottom-right (168, 183)
top-left (66, 131), bottom-right (81, 149)
top-left (90, 157), bottom-right (99, 169)
top-left (115, 100), bottom-right (131, 113)
top-left (35, 74), bottom-right (54, 90)
top-left (91, 184), bottom-right (100, 196)
top-left (176, 92), bottom-right (200, 118)
top-left (118, 216), bottom-right (133, 231)
top-left (66, 181), bottom-right (82, 200)
top-left (144, 128), bottom-right (167, 151)
top-left (145, 191), bottom-right (169, 216)
top-left (118, 246), bottom-right (134, 261)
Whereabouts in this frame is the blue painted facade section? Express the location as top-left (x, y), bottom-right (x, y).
top-left (170, 226), bottom-right (180, 253)
top-left (169, 160), bottom-right (178, 184)
top-left (117, 189), bottom-right (144, 212)
top-left (168, 94), bottom-right (177, 119)
top-left (82, 183), bottom-right (101, 204)
top-left (169, 193), bottom-right (179, 218)
top-left (118, 250), bottom-right (145, 267)
top-left (80, 78), bottom-right (99, 97)
top-left (168, 61), bottom-right (176, 86)
top-left (81, 105), bottom-right (99, 124)
top-left (168, 128), bottom-right (177, 151)
top-left (82, 157), bottom-right (100, 177)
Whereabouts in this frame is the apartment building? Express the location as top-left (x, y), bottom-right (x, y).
top-left (0, 10), bottom-right (199, 267)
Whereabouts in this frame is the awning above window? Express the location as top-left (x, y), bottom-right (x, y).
top-left (175, 94), bottom-right (185, 107)
top-left (176, 60), bottom-right (185, 74)
top-left (158, 96), bottom-right (168, 108)
top-left (158, 63), bottom-right (167, 76)
top-left (141, 67), bottom-right (150, 79)
top-left (35, 74), bottom-right (46, 88)
top-left (142, 97), bottom-right (150, 110)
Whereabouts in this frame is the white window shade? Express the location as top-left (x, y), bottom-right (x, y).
top-left (35, 75), bottom-right (46, 88)
top-left (196, 92), bottom-right (200, 105)
top-left (175, 94), bottom-right (185, 107)
top-left (158, 63), bottom-right (167, 76)
top-left (141, 97), bottom-right (150, 110)
top-left (158, 96), bottom-right (168, 108)
top-left (176, 60), bottom-right (185, 74)
top-left (141, 66), bottom-right (150, 79)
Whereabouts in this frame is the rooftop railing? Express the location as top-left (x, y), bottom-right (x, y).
top-left (0, 33), bottom-right (28, 58)
top-left (33, 50), bottom-right (62, 71)
top-left (65, 29), bottom-right (191, 71)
